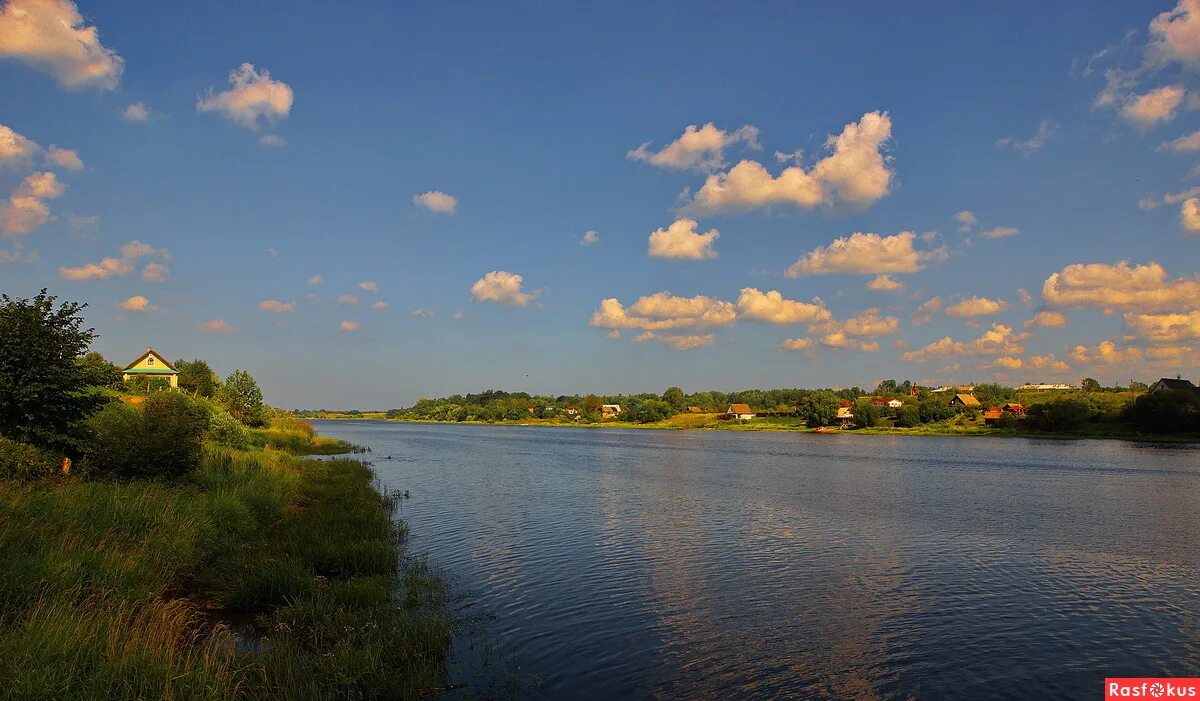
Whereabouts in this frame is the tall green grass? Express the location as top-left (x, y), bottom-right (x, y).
top-left (0, 437), bottom-right (449, 699)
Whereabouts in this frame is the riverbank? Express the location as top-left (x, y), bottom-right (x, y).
top-left (0, 421), bottom-right (450, 700)
top-left (307, 413), bottom-right (1200, 443)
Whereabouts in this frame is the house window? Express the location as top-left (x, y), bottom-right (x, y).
top-left (147, 356), bottom-right (154, 366)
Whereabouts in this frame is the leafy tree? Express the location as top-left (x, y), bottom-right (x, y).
top-left (895, 404), bottom-right (921, 428)
top-left (584, 394), bottom-right (603, 414)
top-left (176, 358), bottom-right (220, 397)
top-left (852, 402), bottom-right (881, 429)
top-left (1123, 390), bottom-right (1200, 434)
top-left (798, 391), bottom-right (840, 427)
top-left (219, 369), bottom-right (265, 426)
top-left (918, 399), bottom-right (956, 423)
top-left (1027, 397), bottom-right (1096, 432)
top-left (77, 351), bottom-right (122, 388)
top-left (0, 290), bottom-right (103, 450)
top-left (1081, 377), bottom-right (1102, 393)
top-left (875, 379), bottom-right (898, 395)
top-left (973, 383), bottom-right (1015, 407)
top-left (662, 386), bottom-right (686, 411)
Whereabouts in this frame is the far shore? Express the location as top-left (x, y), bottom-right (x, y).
top-left (306, 414), bottom-right (1200, 444)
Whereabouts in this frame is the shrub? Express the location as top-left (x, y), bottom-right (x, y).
top-left (0, 437), bottom-right (59, 480)
top-left (1026, 397), bottom-right (1097, 432)
top-left (83, 394), bottom-right (209, 479)
top-left (895, 404), bottom-right (921, 428)
top-left (1123, 390), bottom-right (1200, 434)
top-left (208, 409), bottom-right (248, 449)
top-left (918, 400), bottom-right (956, 423)
top-left (852, 402), bottom-right (881, 429)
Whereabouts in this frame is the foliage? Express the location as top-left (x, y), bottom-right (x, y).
top-left (0, 290), bottom-right (102, 451)
top-left (918, 399), bottom-right (956, 423)
top-left (1081, 377), bottom-right (1102, 392)
top-left (1026, 396), bottom-right (1097, 432)
top-left (219, 369), bottom-right (265, 426)
top-left (82, 394), bottom-right (209, 479)
top-left (77, 351), bottom-right (122, 388)
top-left (895, 404), bottom-right (921, 428)
top-left (973, 383), bottom-right (1015, 407)
top-left (798, 391), bottom-right (840, 427)
top-left (208, 409), bottom-right (248, 449)
top-left (0, 437), bottom-right (59, 480)
top-left (175, 358), bottom-right (220, 397)
top-left (662, 386), bottom-right (686, 411)
top-left (1123, 390), bottom-right (1200, 434)
top-left (852, 402), bottom-right (881, 429)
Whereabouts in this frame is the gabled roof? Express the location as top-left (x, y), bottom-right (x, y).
top-left (123, 348), bottom-right (177, 373)
top-left (728, 403), bottom-right (753, 414)
top-left (1002, 403), bottom-right (1025, 412)
top-left (983, 407), bottom-right (1003, 419)
top-left (952, 393), bottom-right (980, 406)
top-left (1153, 378), bottom-right (1197, 392)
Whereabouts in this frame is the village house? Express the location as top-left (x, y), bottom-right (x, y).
top-left (726, 403), bottom-right (755, 420)
top-left (687, 406), bottom-right (703, 413)
top-left (1018, 383), bottom-right (1075, 391)
top-left (871, 397), bottom-right (903, 409)
top-left (1149, 378), bottom-right (1199, 396)
top-left (563, 406), bottom-right (578, 415)
top-left (601, 404), bottom-right (622, 418)
top-left (982, 407), bottom-right (1003, 424)
top-left (121, 348), bottom-right (178, 388)
top-left (836, 401), bottom-right (854, 428)
top-left (949, 393), bottom-right (980, 409)
top-left (1002, 403), bottom-right (1026, 416)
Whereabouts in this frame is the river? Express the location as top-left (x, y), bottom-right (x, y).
top-left (312, 421), bottom-right (1200, 700)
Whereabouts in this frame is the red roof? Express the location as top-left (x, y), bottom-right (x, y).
top-left (839, 400), bottom-right (853, 408)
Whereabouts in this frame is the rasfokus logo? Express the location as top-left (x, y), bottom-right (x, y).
top-left (1106, 679), bottom-right (1200, 699)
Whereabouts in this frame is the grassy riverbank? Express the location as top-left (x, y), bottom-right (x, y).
top-left (0, 422), bottom-right (449, 700)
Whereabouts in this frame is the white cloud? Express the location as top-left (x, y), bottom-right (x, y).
top-left (358, 281), bottom-right (378, 292)
top-left (735, 287), bottom-right (830, 325)
top-left (471, 270), bottom-right (536, 307)
top-left (809, 308), bottom-right (900, 351)
top-left (2, 171), bottom-right (66, 236)
top-left (866, 274), bottom-right (904, 292)
top-left (580, 230), bottom-right (599, 246)
top-left (912, 296), bottom-right (943, 325)
top-left (0, 124), bottom-right (38, 170)
top-left (1028, 353), bottom-right (1072, 372)
top-left (785, 231), bottom-right (947, 277)
top-left (141, 261), bottom-right (169, 282)
top-left (120, 295), bottom-right (161, 313)
top-left (1159, 128), bottom-right (1200, 151)
top-left (901, 323), bottom-right (1029, 362)
top-left (1148, 0), bottom-right (1200, 69)
top-left (1138, 185), bottom-right (1200, 209)
top-left (1042, 261), bottom-right (1200, 311)
top-left (308, 274), bottom-right (323, 285)
top-left (684, 111), bottom-right (893, 214)
top-left (411, 307), bottom-right (435, 317)
top-left (0, 0), bottom-right (123, 89)
top-left (197, 63), bottom-right (293, 131)
top-left (45, 144), bottom-right (82, 171)
top-left (779, 337), bottom-right (814, 351)
top-left (1120, 85), bottom-right (1186, 130)
top-left (337, 294), bottom-right (358, 306)
top-left (200, 319), bottom-right (235, 334)
top-left (371, 301), bottom-right (388, 311)
top-left (258, 134), bottom-right (286, 148)
top-left (990, 356), bottom-right (1024, 370)
top-left (978, 225), bottom-right (1019, 239)
top-left (589, 292), bottom-right (736, 332)
top-left (627, 122), bottom-right (760, 171)
top-left (1182, 197), bottom-right (1200, 231)
top-left (945, 296), bottom-right (1008, 319)
top-left (954, 210), bottom-right (978, 232)
top-left (59, 239), bottom-right (168, 280)
top-left (122, 102), bottom-right (149, 122)
top-left (1070, 340), bottom-right (1143, 364)
top-left (1123, 309), bottom-right (1200, 342)
top-left (632, 331), bottom-right (715, 350)
top-left (1025, 310), bottom-right (1068, 328)
top-left (259, 299), bottom-right (295, 313)
top-left (413, 190), bottom-right (457, 214)
top-left (996, 119), bottom-right (1057, 153)
top-left (339, 320), bottom-right (359, 332)
top-left (647, 218), bottom-right (719, 260)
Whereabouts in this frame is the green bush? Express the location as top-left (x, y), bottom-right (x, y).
top-left (1027, 396), bottom-right (1097, 432)
top-left (852, 402), bottom-right (881, 429)
top-left (0, 437), bottom-right (59, 480)
top-left (895, 404), bottom-right (921, 428)
top-left (82, 394), bottom-right (209, 479)
top-left (208, 409), bottom-right (248, 449)
top-left (1123, 390), bottom-right (1200, 434)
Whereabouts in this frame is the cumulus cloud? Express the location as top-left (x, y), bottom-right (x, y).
top-left (45, 145), bottom-right (82, 171)
top-left (141, 261), bottom-right (169, 282)
top-left (0, 0), bottom-right (123, 89)
top-left (785, 231), bottom-right (947, 277)
top-left (471, 270), bottom-right (536, 307)
top-left (1042, 261), bottom-right (1200, 311)
top-left (579, 230), bottom-right (599, 246)
top-left (339, 320), bottom-right (359, 332)
top-left (991, 356), bottom-right (1024, 370)
top-left (1148, 0), bottom-right (1200, 69)
top-left (258, 134), bottom-right (286, 148)
top-left (945, 296), bottom-right (1008, 319)
top-left (197, 63), bottom-right (293, 131)
top-left (779, 337), bottom-right (814, 351)
top-left (866, 274), bottom-right (903, 292)
top-left (1025, 310), bottom-right (1068, 328)
top-left (308, 274), bottom-right (323, 285)
top-left (996, 119), bottom-right (1057, 154)
top-left (811, 308), bottom-right (900, 337)
top-left (1123, 309), bottom-right (1200, 342)
top-left (684, 111), bottom-right (894, 214)
top-left (1159, 128), bottom-right (1200, 151)
top-left (413, 191), bottom-right (457, 214)
top-left (900, 323), bottom-right (1029, 362)
top-left (358, 281), bottom-right (378, 292)
top-left (954, 210), bottom-right (979, 232)
top-left (1070, 340), bottom-right (1143, 364)
top-left (1137, 185), bottom-right (1200, 209)
top-left (589, 292), bottom-right (736, 332)
top-left (627, 122), bottom-right (760, 171)
top-left (638, 333), bottom-right (715, 351)
top-left (259, 300), bottom-right (295, 313)
top-left (59, 239), bottom-right (168, 281)
top-left (0, 124), bottom-right (38, 170)
top-left (411, 308), bottom-right (435, 317)
top-left (1028, 353), bottom-right (1072, 372)
top-left (120, 295), bottom-right (161, 313)
top-left (735, 287), bottom-right (830, 325)
top-left (2, 171), bottom-right (65, 236)
top-left (337, 294), bottom-right (358, 306)
top-left (912, 296), bottom-right (943, 325)
top-left (122, 102), bottom-right (149, 122)
top-left (200, 319), bottom-right (235, 334)
top-left (371, 301), bottom-right (388, 311)
top-left (1182, 197), bottom-right (1200, 231)
top-left (647, 218), bottom-right (719, 260)
top-left (1120, 85), bottom-right (1186, 130)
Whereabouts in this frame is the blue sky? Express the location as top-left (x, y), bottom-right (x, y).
top-left (3, 0), bottom-right (1200, 408)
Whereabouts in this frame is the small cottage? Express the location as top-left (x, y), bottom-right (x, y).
top-left (1149, 378), bottom-right (1198, 395)
top-left (601, 404), bottom-right (622, 418)
top-left (726, 403), bottom-right (755, 420)
top-left (949, 393), bottom-right (980, 409)
top-left (121, 348), bottom-right (178, 388)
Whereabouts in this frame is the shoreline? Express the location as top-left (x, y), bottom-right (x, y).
top-left (308, 415), bottom-right (1200, 444)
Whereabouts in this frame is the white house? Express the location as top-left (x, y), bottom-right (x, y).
top-left (727, 403), bottom-right (755, 420)
top-left (887, 399), bottom-right (903, 409)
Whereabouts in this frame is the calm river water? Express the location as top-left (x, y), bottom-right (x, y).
top-left (312, 421), bottom-right (1200, 700)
